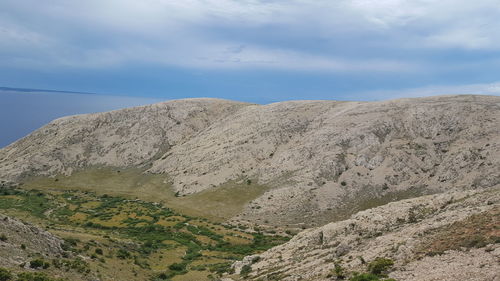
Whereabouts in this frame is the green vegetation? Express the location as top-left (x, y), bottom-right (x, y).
top-left (29, 259), bottom-right (50, 269)
top-left (22, 168), bottom-right (270, 222)
top-left (0, 268), bottom-right (13, 281)
top-left (0, 186), bottom-right (290, 281)
top-left (240, 264), bottom-right (252, 277)
top-left (367, 258), bottom-right (394, 276)
top-left (349, 273), bottom-right (396, 281)
top-left (0, 268), bottom-right (63, 281)
top-left (328, 258), bottom-right (396, 281)
top-left (333, 262), bottom-right (346, 279)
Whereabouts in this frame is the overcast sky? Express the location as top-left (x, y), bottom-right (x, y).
top-left (1, 0), bottom-right (500, 102)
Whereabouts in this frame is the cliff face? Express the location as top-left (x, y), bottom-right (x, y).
top-left (1, 95), bottom-right (499, 226)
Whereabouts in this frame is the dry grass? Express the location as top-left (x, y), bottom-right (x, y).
top-left (417, 206), bottom-right (500, 256)
top-left (149, 246), bottom-right (187, 271)
top-left (69, 212), bottom-right (87, 222)
top-left (22, 167), bottom-right (270, 221)
top-left (172, 270), bottom-right (210, 281)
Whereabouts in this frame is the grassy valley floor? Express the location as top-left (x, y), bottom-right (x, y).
top-left (0, 186), bottom-right (289, 281)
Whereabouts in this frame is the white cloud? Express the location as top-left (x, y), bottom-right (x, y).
top-left (0, 0), bottom-right (499, 71)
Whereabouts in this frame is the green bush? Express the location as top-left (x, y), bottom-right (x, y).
top-left (240, 264), bottom-right (252, 277)
top-left (0, 268), bottom-right (13, 281)
top-left (152, 271), bottom-right (177, 280)
top-left (334, 262), bottom-right (346, 279)
top-left (367, 258), bottom-right (394, 276)
top-left (29, 259), bottom-right (50, 269)
top-left (0, 234), bottom-right (7, 242)
top-left (116, 249), bottom-right (131, 259)
top-left (349, 272), bottom-right (396, 281)
top-left (208, 262), bottom-right (233, 276)
top-left (61, 237), bottom-right (79, 251)
top-left (168, 263), bottom-right (187, 272)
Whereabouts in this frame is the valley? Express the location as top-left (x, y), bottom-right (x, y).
top-left (0, 95), bottom-right (499, 280)
top-left (0, 185), bottom-right (289, 281)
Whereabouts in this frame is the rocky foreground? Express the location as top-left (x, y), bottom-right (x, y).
top-left (0, 214), bottom-right (64, 268)
top-left (231, 185), bottom-right (499, 281)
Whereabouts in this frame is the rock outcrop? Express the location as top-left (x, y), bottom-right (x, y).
top-left (234, 185), bottom-right (500, 281)
top-left (0, 214), bottom-right (64, 267)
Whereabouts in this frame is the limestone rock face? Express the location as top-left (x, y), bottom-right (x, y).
top-left (0, 214), bottom-right (65, 267)
top-left (0, 95), bottom-right (499, 225)
top-left (237, 185), bottom-right (500, 281)
top-left (0, 98), bottom-right (249, 180)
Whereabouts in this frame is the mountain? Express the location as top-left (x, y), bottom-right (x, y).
top-left (0, 95), bottom-right (499, 227)
top-left (232, 185), bottom-right (499, 281)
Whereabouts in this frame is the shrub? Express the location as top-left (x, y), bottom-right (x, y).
top-left (350, 273), bottom-right (379, 281)
top-left (341, 181), bottom-right (347, 186)
top-left (95, 248), bottom-right (103, 255)
top-left (240, 264), bottom-right (252, 277)
top-left (208, 262), bottom-right (233, 276)
top-left (349, 272), bottom-right (397, 281)
top-left (29, 259), bottom-right (50, 269)
top-left (116, 249), bottom-right (131, 259)
top-left (367, 258), bottom-right (394, 276)
top-left (61, 237), bottom-right (79, 251)
top-left (0, 268), bottom-right (13, 281)
top-left (0, 234), bottom-right (7, 242)
top-left (155, 272), bottom-right (170, 280)
top-left (168, 263), bottom-right (186, 272)
top-left (334, 262), bottom-right (346, 279)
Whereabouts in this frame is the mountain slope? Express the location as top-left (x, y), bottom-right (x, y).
top-left (1, 95), bottom-right (499, 226)
top-left (0, 98), bottom-right (249, 180)
top-left (231, 185), bottom-right (500, 281)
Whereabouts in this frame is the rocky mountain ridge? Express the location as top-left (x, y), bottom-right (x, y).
top-left (1, 95), bottom-right (499, 226)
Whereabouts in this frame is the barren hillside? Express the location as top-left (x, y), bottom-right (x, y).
top-left (230, 185), bottom-right (500, 281)
top-left (1, 95), bottom-right (499, 226)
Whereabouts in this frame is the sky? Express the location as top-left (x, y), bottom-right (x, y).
top-left (1, 0), bottom-right (500, 103)
top-left (1, 1), bottom-right (500, 146)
